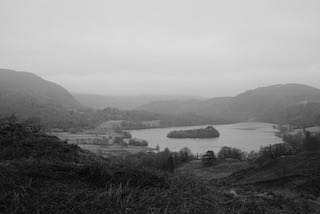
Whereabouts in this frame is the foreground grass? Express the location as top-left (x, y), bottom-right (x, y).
top-left (1, 121), bottom-right (319, 213)
top-left (1, 159), bottom-right (319, 214)
top-left (0, 160), bottom-right (224, 213)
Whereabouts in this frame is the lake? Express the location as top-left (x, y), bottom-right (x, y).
top-left (130, 122), bottom-right (282, 154)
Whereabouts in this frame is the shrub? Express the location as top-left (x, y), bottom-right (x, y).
top-left (256, 143), bottom-right (294, 165)
top-left (177, 147), bottom-right (193, 162)
top-left (246, 150), bottom-right (260, 161)
top-left (217, 146), bottom-right (243, 160)
top-left (202, 150), bottom-right (217, 166)
top-left (113, 136), bottom-right (123, 144)
top-left (122, 131), bottom-right (132, 139)
top-left (282, 132), bottom-right (304, 154)
top-left (303, 131), bottom-right (320, 151)
top-left (128, 138), bottom-right (148, 146)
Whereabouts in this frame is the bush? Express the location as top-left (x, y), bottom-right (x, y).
top-left (217, 146), bottom-right (243, 160)
top-left (122, 131), bottom-right (132, 139)
top-left (282, 132), bottom-right (304, 154)
top-left (120, 147), bottom-right (194, 173)
top-left (303, 131), bottom-right (320, 151)
top-left (113, 136), bottom-right (124, 144)
top-left (202, 150), bottom-right (217, 166)
top-left (128, 138), bottom-right (148, 146)
top-left (246, 150), bottom-right (259, 161)
top-left (177, 147), bottom-right (193, 162)
top-left (255, 143), bottom-right (295, 165)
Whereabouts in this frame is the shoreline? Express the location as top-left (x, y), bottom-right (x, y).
top-left (129, 122), bottom-right (283, 154)
top-left (127, 121), bottom-right (279, 131)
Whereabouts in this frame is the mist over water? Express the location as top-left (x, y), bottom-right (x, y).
top-left (130, 122), bottom-right (283, 154)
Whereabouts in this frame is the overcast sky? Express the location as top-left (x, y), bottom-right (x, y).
top-left (0, 0), bottom-right (320, 97)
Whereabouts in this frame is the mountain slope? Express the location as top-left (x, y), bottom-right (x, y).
top-left (223, 151), bottom-right (320, 196)
top-left (0, 69), bottom-right (82, 120)
top-left (138, 99), bottom-right (203, 115)
top-left (139, 84), bottom-right (320, 125)
top-left (73, 93), bottom-right (205, 110)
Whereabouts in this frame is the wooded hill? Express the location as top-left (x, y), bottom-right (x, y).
top-left (1, 69), bottom-right (320, 130)
top-left (140, 84), bottom-right (320, 126)
top-left (0, 69), bottom-right (215, 130)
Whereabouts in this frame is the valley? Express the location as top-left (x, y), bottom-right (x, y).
top-left (1, 69), bottom-right (320, 213)
top-left (2, 1), bottom-right (320, 212)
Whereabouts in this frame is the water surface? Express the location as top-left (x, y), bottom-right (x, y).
top-left (130, 122), bottom-right (282, 154)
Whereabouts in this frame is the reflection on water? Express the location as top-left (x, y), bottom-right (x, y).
top-left (130, 122), bottom-right (283, 154)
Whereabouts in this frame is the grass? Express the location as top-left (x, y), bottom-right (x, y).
top-left (177, 159), bottom-right (250, 180)
top-left (1, 121), bottom-right (320, 213)
top-left (2, 159), bottom-right (319, 214)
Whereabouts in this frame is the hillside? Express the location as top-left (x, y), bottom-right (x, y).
top-left (228, 84), bottom-right (320, 122)
top-left (139, 99), bottom-right (203, 115)
top-left (73, 93), bottom-right (204, 110)
top-left (221, 151), bottom-right (320, 196)
top-left (0, 69), bottom-right (214, 130)
top-left (1, 121), bottom-right (319, 213)
top-left (0, 69), bottom-right (83, 120)
top-left (139, 84), bottom-right (320, 126)
top-left (2, 70), bottom-right (320, 129)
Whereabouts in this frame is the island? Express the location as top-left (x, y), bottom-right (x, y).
top-left (167, 126), bottom-right (220, 139)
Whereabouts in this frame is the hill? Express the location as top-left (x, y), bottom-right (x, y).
top-left (138, 99), bottom-right (203, 115)
top-left (73, 93), bottom-right (205, 110)
top-left (1, 121), bottom-right (319, 213)
top-left (228, 84), bottom-right (320, 123)
top-left (139, 84), bottom-right (320, 126)
top-left (0, 69), bottom-right (214, 130)
top-left (0, 69), bottom-right (83, 120)
top-left (221, 151), bottom-right (320, 196)
top-left (2, 70), bottom-right (320, 129)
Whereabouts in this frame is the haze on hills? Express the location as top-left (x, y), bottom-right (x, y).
top-left (72, 93), bottom-right (206, 110)
top-left (2, 1), bottom-right (320, 213)
top-left (140, 83), bottom-right (320, 125)
top-left (1, 68), bottom-right (320, 129)
top-left (1, 0), bottom-right (320, 97)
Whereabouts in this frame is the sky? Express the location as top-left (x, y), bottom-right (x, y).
top-left (0, 0), bottom-right (320, 97)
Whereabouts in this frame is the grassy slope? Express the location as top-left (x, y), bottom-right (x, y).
top-left (1, 122), bottom-right (320, 213)
top-left (177, 159), bottom-right (251, 180)
top-left (221, 152), bottom-right (320, 196)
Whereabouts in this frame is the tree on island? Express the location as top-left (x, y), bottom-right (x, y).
top-left (167, 126), bottom-right (220, 139)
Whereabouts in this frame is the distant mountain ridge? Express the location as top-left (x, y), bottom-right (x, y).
top-left (1, 68), bottom-right (320, 128)
top-left (139, 84), bottom-right (320, 126)
top-left (73, 93), bottom-right (205, 110)
top-left (0, 69), bottom-right (213, 129)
